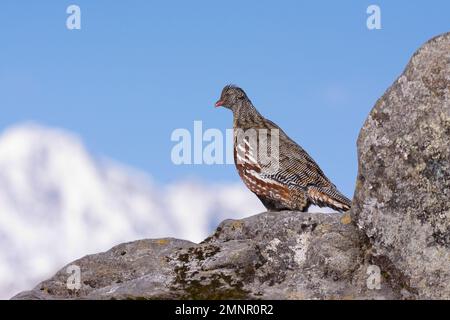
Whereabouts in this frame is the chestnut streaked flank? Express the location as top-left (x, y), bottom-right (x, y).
top-left (215, 85), bottom-right (351, 212)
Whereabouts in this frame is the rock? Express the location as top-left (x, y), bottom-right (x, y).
top-left (352, 32), bottom-right (450, 299)
top-left (12, 211), bottom-right (397, 300)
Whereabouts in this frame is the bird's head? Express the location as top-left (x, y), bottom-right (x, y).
top-left (215, 85), bottom-right (249, 111)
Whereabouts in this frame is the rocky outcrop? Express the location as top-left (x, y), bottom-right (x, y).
top-left (13, 32), bottom-right (450, 300)
top-left (352, 32), bottom-right (450, 299)
top-left (13, 211), bottom-right (397, 300)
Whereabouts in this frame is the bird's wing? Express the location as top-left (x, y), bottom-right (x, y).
top-left (257, 118), bottom-right (333, 188)
top-left (262, 136), bottom-right (334, 189)
top-left (257, 118), bottom-right (351, 210)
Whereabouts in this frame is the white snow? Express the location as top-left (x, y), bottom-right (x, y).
top-left (0, 123), bottom-right (264, 299)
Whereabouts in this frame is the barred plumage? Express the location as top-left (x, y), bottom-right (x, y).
top-left (215, 85), bottom-right (351, 212)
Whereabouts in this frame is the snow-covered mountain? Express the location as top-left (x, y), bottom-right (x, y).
top-left (0, 123), bottom-right (265, 299)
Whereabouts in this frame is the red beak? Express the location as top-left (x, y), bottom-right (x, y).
top-left (215, 100), bottom-right (224, 108)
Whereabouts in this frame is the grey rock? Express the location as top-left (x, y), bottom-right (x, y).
top-left (12, 211), bottom-right (397, 300)
top-left (352, 32), bottom-right (450, 299)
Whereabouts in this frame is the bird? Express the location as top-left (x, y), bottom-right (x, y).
top-left (215, 84), bottom-right (351, 213)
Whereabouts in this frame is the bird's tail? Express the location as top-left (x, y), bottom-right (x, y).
top-left (307, 186), bottom-right (352, 212)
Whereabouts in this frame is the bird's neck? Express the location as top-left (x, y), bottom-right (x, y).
top-left (232, 100), bottom-right (262, 128)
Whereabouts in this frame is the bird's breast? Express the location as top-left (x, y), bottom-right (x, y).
top-left (233, 136), bottom-right (290, 203)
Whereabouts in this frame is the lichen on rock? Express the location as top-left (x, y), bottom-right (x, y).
top-left (352, 32), bottom-right (450, 299)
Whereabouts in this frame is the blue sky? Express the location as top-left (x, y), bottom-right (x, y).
top-left (0, 1), bottom-right (449, 197)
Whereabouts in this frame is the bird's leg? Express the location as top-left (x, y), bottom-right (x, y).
top-left (257, 195), bottom-right (291, 212)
